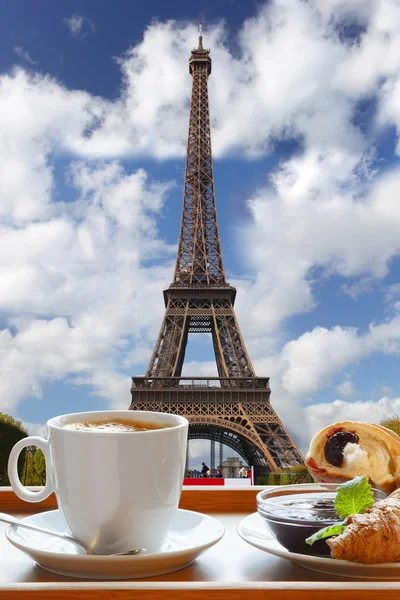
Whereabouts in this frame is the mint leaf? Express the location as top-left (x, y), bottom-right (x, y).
top-left (304, 476), bottom-right (375, 548)
top-left (335, 476), bottom-right (374, 518)
top-left (306, 521), bottom-right (347, 546)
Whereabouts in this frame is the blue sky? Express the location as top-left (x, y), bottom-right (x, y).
top-left (3, 0), bottom-right (400, 468)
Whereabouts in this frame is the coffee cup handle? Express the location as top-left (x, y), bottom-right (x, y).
top-left (8, 436), bottom-right (54, 503)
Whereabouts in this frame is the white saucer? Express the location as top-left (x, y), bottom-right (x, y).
top-left (238, 512), bottom-right (400, 580)
top-left (6, 508), bottom-right (224, 580)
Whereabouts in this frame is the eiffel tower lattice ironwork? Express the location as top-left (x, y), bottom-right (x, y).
top-left (129, 26), bottom-right (303, 475)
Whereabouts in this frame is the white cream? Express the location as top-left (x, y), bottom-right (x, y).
top-left (342, 441), bottom-right (392, 485)
top-left (343, 443), bottom-right (370, 471)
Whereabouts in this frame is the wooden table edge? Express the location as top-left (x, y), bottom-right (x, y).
top-left (2, 581), bottom-right (400, 589)
top-left (0, 486), bottom-right (265, 513)
top-left (0, 582), bottom-right (400, 600)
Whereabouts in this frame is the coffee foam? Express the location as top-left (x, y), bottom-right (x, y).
top-left (63, 418), bottom-right (167, 432)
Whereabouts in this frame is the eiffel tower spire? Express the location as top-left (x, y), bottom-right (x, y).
top-left (173, 23), bottom-right (225, 286)
top-left (198, 21), bottom-right (204, 49)
top-left (130, 29), bottom-right (304, 475)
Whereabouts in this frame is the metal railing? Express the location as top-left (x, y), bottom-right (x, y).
top-left (131, 376), bottom-right (270, 390)
top-left (164, 283), bottom-right (233, 289)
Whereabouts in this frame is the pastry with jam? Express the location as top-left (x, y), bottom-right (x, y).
top-left (306, 420), bottom-right (400, 494)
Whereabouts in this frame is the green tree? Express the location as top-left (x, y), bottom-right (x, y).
top-left (0, 413), bottom-right (28, 485)
top-left (255, 466), bottom-right (314, 486)
top-left (381, 416), bottom-right (400, 438)
top-left (285, 465), bottom-right (314, 484)
top-left (23, 447), bottom-right (46, 486)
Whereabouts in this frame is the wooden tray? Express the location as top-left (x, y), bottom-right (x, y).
top-left (0, 487), bottom-right (398, 599)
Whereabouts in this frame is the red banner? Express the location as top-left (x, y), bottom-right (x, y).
top-left (183, 478), bottom-right (225, 486)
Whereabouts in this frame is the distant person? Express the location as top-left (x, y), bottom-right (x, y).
top-left (239, 466), bottom-right (248, 478)
top-left (216, 468), bottom-right (222, 478)
top-left (201, 462), bottom-right (210, 477)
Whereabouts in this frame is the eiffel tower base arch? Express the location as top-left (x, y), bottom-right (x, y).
top-left (129, 377), bottom-right (304, 477)
top-left (188, 423), bottom-right (268, 477)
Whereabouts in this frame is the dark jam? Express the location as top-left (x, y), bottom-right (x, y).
top-left (261, 494), bottom-right (340, 556)
top-left (324, 431), bottom-right (359, 467)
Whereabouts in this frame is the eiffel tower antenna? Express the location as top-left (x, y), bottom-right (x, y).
top-left (130, 29), bottom-right (303, 476)
top-left (198, 22), bottom-right (203, 48)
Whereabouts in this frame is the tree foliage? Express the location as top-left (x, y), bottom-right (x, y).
top-left (0, 413), bottom-right (28, 485)
top-left (22, 447), bottom-right (46, 486)
top-left (0, 414), bottom-right (48, 486)
top-left (381, 416), bottom-right (400, 438)
top-left (255, 466), bottom-right (314, 486)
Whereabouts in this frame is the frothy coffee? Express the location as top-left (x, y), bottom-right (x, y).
top-left (63, 417), bottom-right (170, 432)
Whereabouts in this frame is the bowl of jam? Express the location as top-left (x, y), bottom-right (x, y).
top-left (256, 483), bottom-right (386, 556)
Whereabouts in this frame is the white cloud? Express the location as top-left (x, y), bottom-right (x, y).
top-left (0, 159), bottom-right (175, 413)
top-left (259, 311), bottom-right (400, 399)
top-left (64, 14), bottom-right (95, 37)
top-left (380, 384), bottom-right (395, 397)
top-left (14, 47), bottom-right (38, 66)
top-left (74, 370), bottom-right (131, 410)
top-left (22, 421), bottom-right (48, 438)
top-left (186, 439), bottom-right (243, 471)
top-left (302, 396), bottom-right (400, 450)
top-left (310, 0), bottom-right (376, 23)
top-left (181, 361), bottom-right (218, 378)
top-left (58, 0), bottom-right (373, 160)
top-left (2, 0), bottom-right (396, 170)
top-left (0, 69), bottom-right (106, 224)
top-left (329, 1), bottom-right (400, 160)
top-left (77, 0), bottom-right (358, 160)
top-left (5, 0), bottom-right (397, 167)
top-left (238, 162), bottom-right (400, 334)
top-left (336, 380), bottom-right (356, 397)
top-left (333, 0), bottom-right (400, 97)
top-left (246, 307), bottom-right (400, 451)
top-left (385, 284), bottom-right (400, 304)
top-left (188, 440), bottom-right (212, 463)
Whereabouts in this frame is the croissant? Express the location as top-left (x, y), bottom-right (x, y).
top-left (327, 489), bottom-right (400, 563)
top-left (306, 421), bottom-right (400, 494)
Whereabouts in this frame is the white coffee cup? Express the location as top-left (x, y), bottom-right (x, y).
top-left (8, 410), bottom-right (188, 554)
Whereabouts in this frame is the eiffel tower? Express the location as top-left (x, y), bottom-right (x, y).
top-left (129, 25), bottom-right (303, 476)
